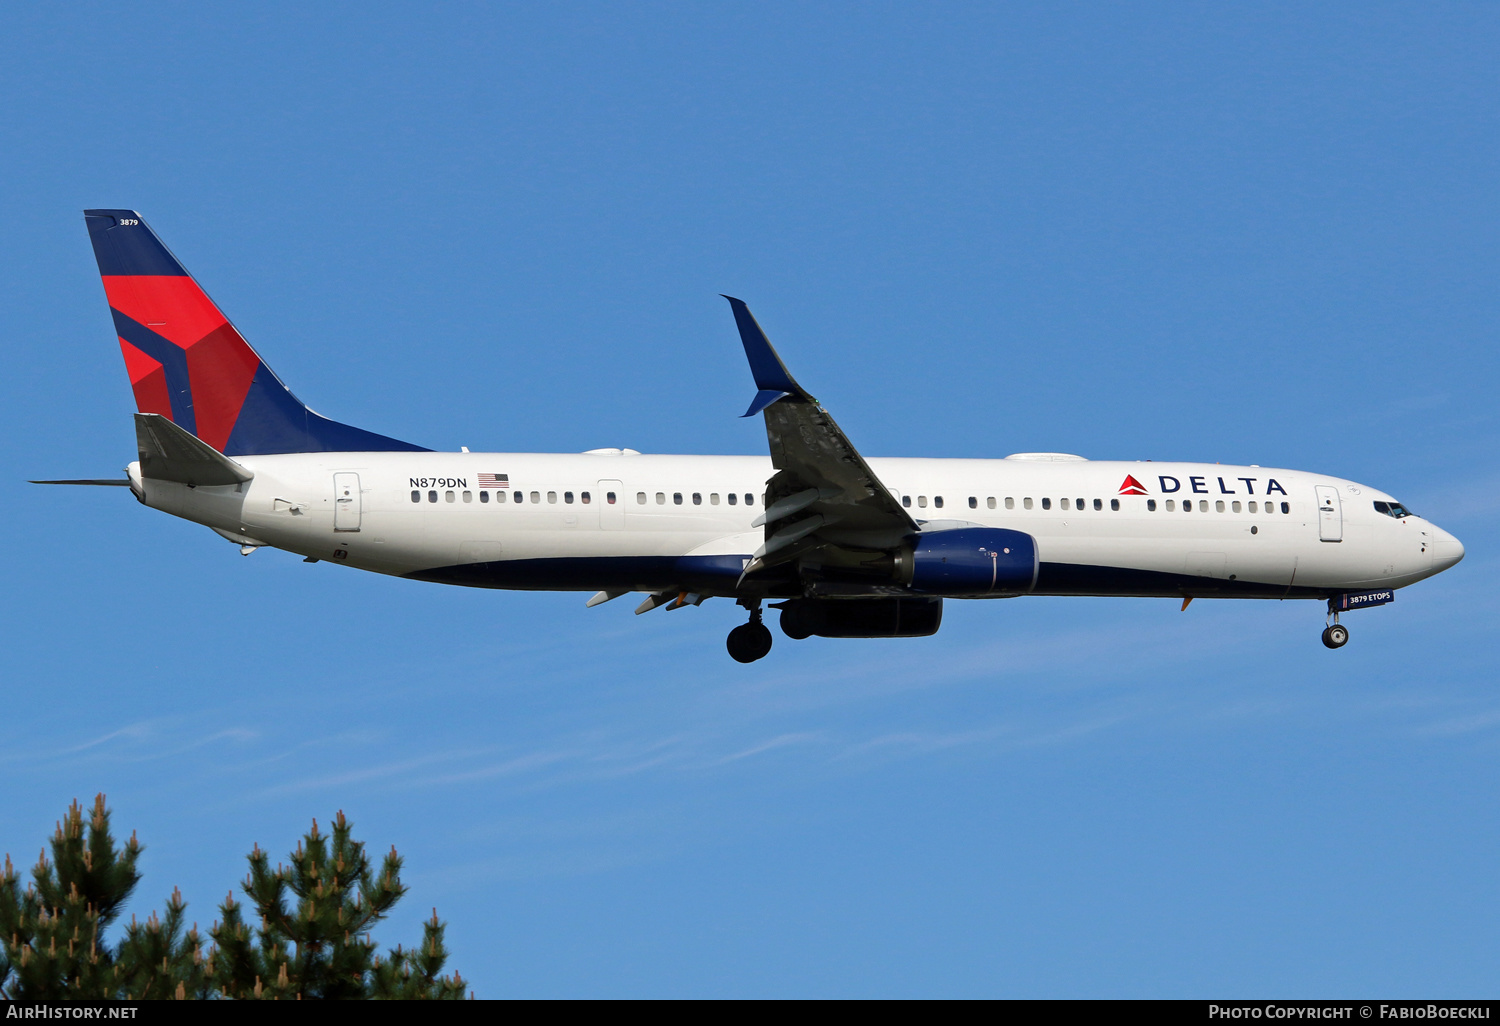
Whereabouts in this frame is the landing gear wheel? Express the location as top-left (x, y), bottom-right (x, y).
top-left (727, 622), bottom-right (774, 663)
top-left (1321, 624), bottom-right (1349, 649)
top-left (778, 603), bottom-right (812, 640)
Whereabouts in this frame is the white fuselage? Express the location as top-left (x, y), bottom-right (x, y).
top-left (126, 450), bottom-right (1463, 602)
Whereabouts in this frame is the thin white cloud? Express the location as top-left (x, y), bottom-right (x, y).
top-left (715, 731), bottom-right (824, 764)
top-left (55, 722), bottom-right (153, 755)
top-left (1416, 709), bottom-right (1500, 738)
top-left (259, 747), bottom-right (496, 797)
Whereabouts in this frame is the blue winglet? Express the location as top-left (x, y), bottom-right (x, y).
top-left (722, 295), bottom-right (808, 416)
top-left (743, 389), bottom-right (791, 418)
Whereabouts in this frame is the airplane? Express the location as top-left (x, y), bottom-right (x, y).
top-left (33, 209), bottom-right (1465, 663)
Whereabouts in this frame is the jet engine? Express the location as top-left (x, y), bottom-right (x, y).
top-left (778, 596), bottom-right (944, 639)
top-left (899, 527), bottom-right (1038, 597)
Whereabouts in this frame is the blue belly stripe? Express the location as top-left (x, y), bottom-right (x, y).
top-left (404, 556), bottom-right (1335, 600)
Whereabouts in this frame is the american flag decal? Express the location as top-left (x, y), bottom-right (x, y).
top-left (478, 473), bottom-right (509, 488)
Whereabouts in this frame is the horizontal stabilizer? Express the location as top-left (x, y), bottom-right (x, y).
top-left (135, 413), bottom-right (253, 486)
top-left (29, 479), bottom-right (131, 486)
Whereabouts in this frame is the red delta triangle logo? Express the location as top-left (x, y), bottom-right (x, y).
top-left (1118, 475), bottom-right (1148, 495)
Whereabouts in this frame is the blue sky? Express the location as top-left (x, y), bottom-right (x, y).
top-left (2, 3), bottom-right (1497, 997)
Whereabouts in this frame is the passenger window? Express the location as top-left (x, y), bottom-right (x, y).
top-left (1023, 498), bottom-right (1033, 510)
top-left (656, 492), bottom-right (665, 505)
top-left (1248, 501), bottom-right (1257, 512)
top-left (480, 490), bottom-right (490, 503)
top-left (692, 492), bottom-right (702, 505)
top-left (1165, 499), bottom-right (1175, 511)
top-left (917, 496), bottom-right (928, 508)
top-left (1281, 502), bottom-right (1290, 514)
top-left (1147, 499), bottom-right (1157, 511)
top-left (934, 496), bottom-right (944, 509)
top-left (745, 494), bottom-right (754, 506)
top-left (463, 491), bottom-right (473, 503)
top-left (582, 492), bottom-right (591, 504)
top-left (1004, 497), bottom-right (1014, 510)
top-left (1199, 500), bottom-right (1208, 512)
top-left (564, 491), bottom-right (574, 504)
top-left (411, 490), bottom-right (420, 503)
top-left (1041, 497), bottom-right (1051, 510)
top-left (530, 491), bottom-right (541, 503)
top-left (445, 490), bottom-right (455, 503)
top-left (1060, 498), bottom-right (1070, 510)
top-left (988, 497), bottom-right (997, 509)
top-left (674, 492), bottom-right (683, 505)
top-left (1093, 498), bottom-right (1102, 511)
top-left (1216, 500), bottom-right (1225, 512)
top-left (727, 493), bottom-right (737, 505)
top-left (428, 490), bottom-right (438, 503)
top-left (1232, 501), bottom-right (1241, 513)
top-left (547, 491), bottom-right (557, 504)
top-left (902, 495), bottom-right (911, 508)
top-left (513, 491), bottom-right (523, 504)
top-left (1110, 499), bottom-right (1119, 511)
top-left (710, 493), bottom-right (720, 505)
top-left (636, 492), bottom-right (646, 505)
top-left (968, 496), bottom-right (977, 509)
top-left (495, 490), bottom-right (506, 502)
top-left (1077, 498), bottom-right (1084, 510)
top-left (605, 492), bottom-right (615, 504)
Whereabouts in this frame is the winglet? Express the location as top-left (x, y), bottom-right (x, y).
top-left (721, 296), bottom-right (810, 417)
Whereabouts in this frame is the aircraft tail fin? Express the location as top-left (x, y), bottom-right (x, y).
top-left (84, 210), bottom-right (428, 456)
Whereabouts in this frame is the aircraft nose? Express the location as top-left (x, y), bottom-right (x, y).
top-left (1431, 527), bottom-right (1465, 572)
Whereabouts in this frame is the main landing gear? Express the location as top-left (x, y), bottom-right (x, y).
top-left (1322, 601), bottom-right (1349, 650)
top-left (727, 600), bottom-right (773, 663)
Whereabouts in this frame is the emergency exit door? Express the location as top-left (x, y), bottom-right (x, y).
top-left (1315, 485), bottom-right (1341, 542)
top-left (334, 473), bottom-right (362, 532)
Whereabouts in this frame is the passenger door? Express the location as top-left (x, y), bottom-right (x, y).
top-left (334, 472), bottom-right (361, 532)
top-left (1315, 485), bottom-right (1341, 542)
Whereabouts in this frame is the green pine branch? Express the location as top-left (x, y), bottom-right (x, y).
top-left (0, 796), bottom-right (469, 1000)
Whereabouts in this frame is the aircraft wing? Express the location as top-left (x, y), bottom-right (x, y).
top-left (723, 297), bottom-right (916, 576)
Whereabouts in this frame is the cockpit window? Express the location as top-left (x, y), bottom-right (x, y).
top-left (1374, 500), bottom-right (1415, 519)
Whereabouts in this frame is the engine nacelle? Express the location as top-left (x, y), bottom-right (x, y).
top-left (779, 597), bottom-right (943, 639)
top-left (901, 527), bottom-right (1037, 597)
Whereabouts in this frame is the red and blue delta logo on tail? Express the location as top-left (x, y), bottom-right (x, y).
top-left (84, 210), bottom-right (426, 457)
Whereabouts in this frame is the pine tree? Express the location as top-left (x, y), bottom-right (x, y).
top-left (0, 795), bottom-right (141, 999)
top-left (209, 812), bottom-right (466, 999)
top-left (112, 887), bottom-right (213, 999)
top-left (0, 797), bottom-right (468, 999)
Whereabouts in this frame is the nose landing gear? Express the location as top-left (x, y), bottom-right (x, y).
top-left (1322, 601), bottom-right (1349, 649)
top-left (727, 601), bottom-right (773, 663)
